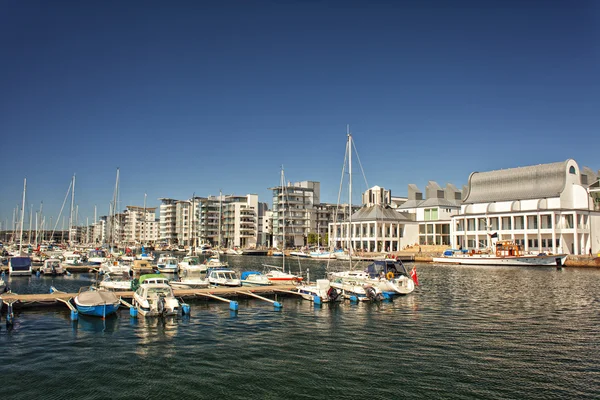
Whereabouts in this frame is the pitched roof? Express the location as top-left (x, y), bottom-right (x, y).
top-left (419, 197), bottom-right (460, 208)
top-left (463, 160), bottom-right (570, 204)
top-left (349, 205), bottom-right (413, 222)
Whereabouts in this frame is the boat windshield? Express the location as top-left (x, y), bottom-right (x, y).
top-left (184, 257), bottom-right (200, 265)
top-left (219, 272), bottom-right (237, 280)
top-left (148, 287), bottom-right (172, 296)
top-left (89, 250), bottom-right (106, 258)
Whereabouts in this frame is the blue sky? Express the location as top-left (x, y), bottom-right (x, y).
top-left (1, 0), bottom-right (598, 229)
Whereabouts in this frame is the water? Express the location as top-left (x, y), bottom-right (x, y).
top-left (2, 257), bottom-right (600, 399)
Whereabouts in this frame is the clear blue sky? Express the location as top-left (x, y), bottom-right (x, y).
top-left (1, 0), bottom-right (598, 229)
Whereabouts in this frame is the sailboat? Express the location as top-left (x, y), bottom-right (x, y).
top-left (9, 179), bottom-right (32, 276)
top-left (326, 129), bottom-right (385, 301)
top-left (263, 167), bottom-right (303, 285)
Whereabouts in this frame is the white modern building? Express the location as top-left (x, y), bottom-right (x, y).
top-left (396, 182), bottom-right (462, 246)
top-left (450, 159), bottom-right (600, 255)
top-left (123, 206), bottom-right (158, 246)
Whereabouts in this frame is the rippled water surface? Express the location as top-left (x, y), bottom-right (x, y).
top-left (2, 257), bottom-right (599, 399)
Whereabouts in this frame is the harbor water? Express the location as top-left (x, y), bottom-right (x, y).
top-left (1, 256), bottom-right (599, 399)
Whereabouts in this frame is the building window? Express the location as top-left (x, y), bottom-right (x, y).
top-left (569, 166), bottom-right (576, 174)
top-left (514, 216), bottom-right (524, 229)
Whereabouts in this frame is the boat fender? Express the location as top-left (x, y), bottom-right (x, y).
top-left (181, 303), bottom-right (191, 315)
top-left (130, 307), bottom-right (138, 318)
top-left (386, 271), bottom-right (394, 280)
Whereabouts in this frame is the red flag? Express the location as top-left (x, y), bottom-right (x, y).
top-left (411, 266), bottom-right (419, 286)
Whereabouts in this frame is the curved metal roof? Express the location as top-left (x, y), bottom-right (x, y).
top-left (463, 160), bottom-right (570, 204)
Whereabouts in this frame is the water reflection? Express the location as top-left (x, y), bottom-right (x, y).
top-left (74, 314), bottom-right (119, 334)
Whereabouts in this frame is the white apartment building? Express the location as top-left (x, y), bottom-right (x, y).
top-left (159, 198), bottom-right (178, 245)
top-left (270, 180), bottom-right (320, 249)
top-left (123, 206), bottom-right (158, 245)
top-left (451, 159), bottom-right (600, 255)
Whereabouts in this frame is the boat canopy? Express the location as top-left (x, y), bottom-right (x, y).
top-left (241, 271), bottom-right (261, 280)
top-left (365, 260), bottom-right (409, 278)
top-left (139, 273), bottom-right (168, 284)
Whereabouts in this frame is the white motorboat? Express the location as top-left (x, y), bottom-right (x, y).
top-left (328, 277), bottom-right (384, 302)
top-left (62, 251), bottom-right (83, 266)
top-left (178, 255), bottom-right (207, 273)
top-left (156, 255), bottom-right (178, 273)
top-left (203, 254), bottom-right (228, 268)
top-left (432, 241), bottom-right (568, 267)
top-left (100, 260), bottom-right (132, 276)
top-left (240, 271), bottom-right (272, 286)
top-left (296, 279), bottom-right (343, 303)
top-left (132, 274), bottom-right (180, 317)
top-left (41, 258), bottom-right (65, 275)
top-left (207, 267), bottom-right (241, 287)
top-left (88, 249), bottom-right (108, 265)
top-left (169, 268), bottom-right (209, 289)
top-left (99, 272), bottom-right (133, 291)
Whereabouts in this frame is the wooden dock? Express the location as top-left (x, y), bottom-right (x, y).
top-left (0, 285), bottom-right (298, 310)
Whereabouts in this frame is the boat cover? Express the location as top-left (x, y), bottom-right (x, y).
top-left (241, 271), bottom-right (260, 280)
top-left (77, 290), bottom-right (119, 306)
top-left (10, 257), bottom-right (31, 271)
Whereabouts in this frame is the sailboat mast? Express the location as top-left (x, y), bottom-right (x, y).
top-left (19, 178), bottom-right (26, 253)
top-left (281, 166), bottom-right (286, 274)
top-left (218, 190), bottom-right (222, 249)
top-left (69, 174), bottom-right (75, 245)
top-left (347, 128), bottom-right (353, 265)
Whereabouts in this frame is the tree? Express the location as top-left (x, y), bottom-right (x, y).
top-left (307, 232), bottom-right (318, 245)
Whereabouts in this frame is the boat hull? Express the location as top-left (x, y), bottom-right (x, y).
top-left (432, 254), bottom-right (567, 266)
top-left (75, 303), bottom-right (120, 318)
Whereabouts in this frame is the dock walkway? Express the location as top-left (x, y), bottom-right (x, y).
top-left (0, 285), bottom-right (297, 309)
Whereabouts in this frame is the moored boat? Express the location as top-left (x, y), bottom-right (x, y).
top-left (240, 271), bottom-right (272, 286)
top-left (8, 256), bottom-right (32, 276)
top-left (432, 240), bottom-right (568, 266)
top-left (206, 267), bottom-right (241, 287)
top-left (296, 279), bottom-right (343, 303)
top-left (132, 274), bottom-right (180, 317)
top-left (74, 287), bottom-right (120, 318)
top-left (41, 258), bottom-right (65, 275)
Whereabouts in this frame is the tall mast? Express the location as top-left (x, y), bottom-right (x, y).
top-left (143, 192), bottom-right (147, 246)
top-left (347, 126), bottom-right (353, 266)
top-left (112, 168), bottom-right (119, 248)
top-left (69, 174), bottom-right (75, 245)
top-left (218, 190), bottom-right (222, 249)
top-left (28, 204), bottom-right (33, 244)
top-left (19, 178), bottom-right (26, 254)
top-left (281, 166), bottom-right (286, 273)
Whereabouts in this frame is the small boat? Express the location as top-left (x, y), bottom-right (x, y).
top-left (178, 255), bottom-right (207, 273)
top-left (289, 250), bottom-right (310, 258)
top-left (41, 258), bottom-right (65, 275)
top-left (296, 279), bottom-right (343, 303)
top-left (156, 255), bottom-right (178, 273)
top-left (432, 240), bottom-right (568, 267)
top-left (207, 267), bottom-right (241, 287)
top-left (262, 264), bottom-right (303, 285)
top-left (99, 272), bottom-right (133, 291)
top-left (88, 249), bottom-right (108, 265)
top-left (203, 254), bottom-right (228, 268)
top-left (272, 251), bottom-right (283, 257)
top-left (100, 260), bottom-right (132, 276)
top-left (132, 274), bottom-right (180, 317)
top-left (74, 286), bottom-right (120, 318)
top-left (240, 271), bottom-right (272, 286)
top-left (8, 256), bottom-right (32, 276)
top-left (309, 248), bottom-right (336, 259)
top-left (169, 267), bottom-right (209, 289)
top-left (136, 252), bottom-right (154, 261)
top-left (131, 259), bottom-right (154, 275)
top-left (62, 251), bottom-right (83, 266)
top-left (328, 278), bottom-right (384, 302)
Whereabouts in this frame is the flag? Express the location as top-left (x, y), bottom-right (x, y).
top-left (411, 266), bottom-right (419, 286)
top-left (489, 232), bottom-right (498, 238)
